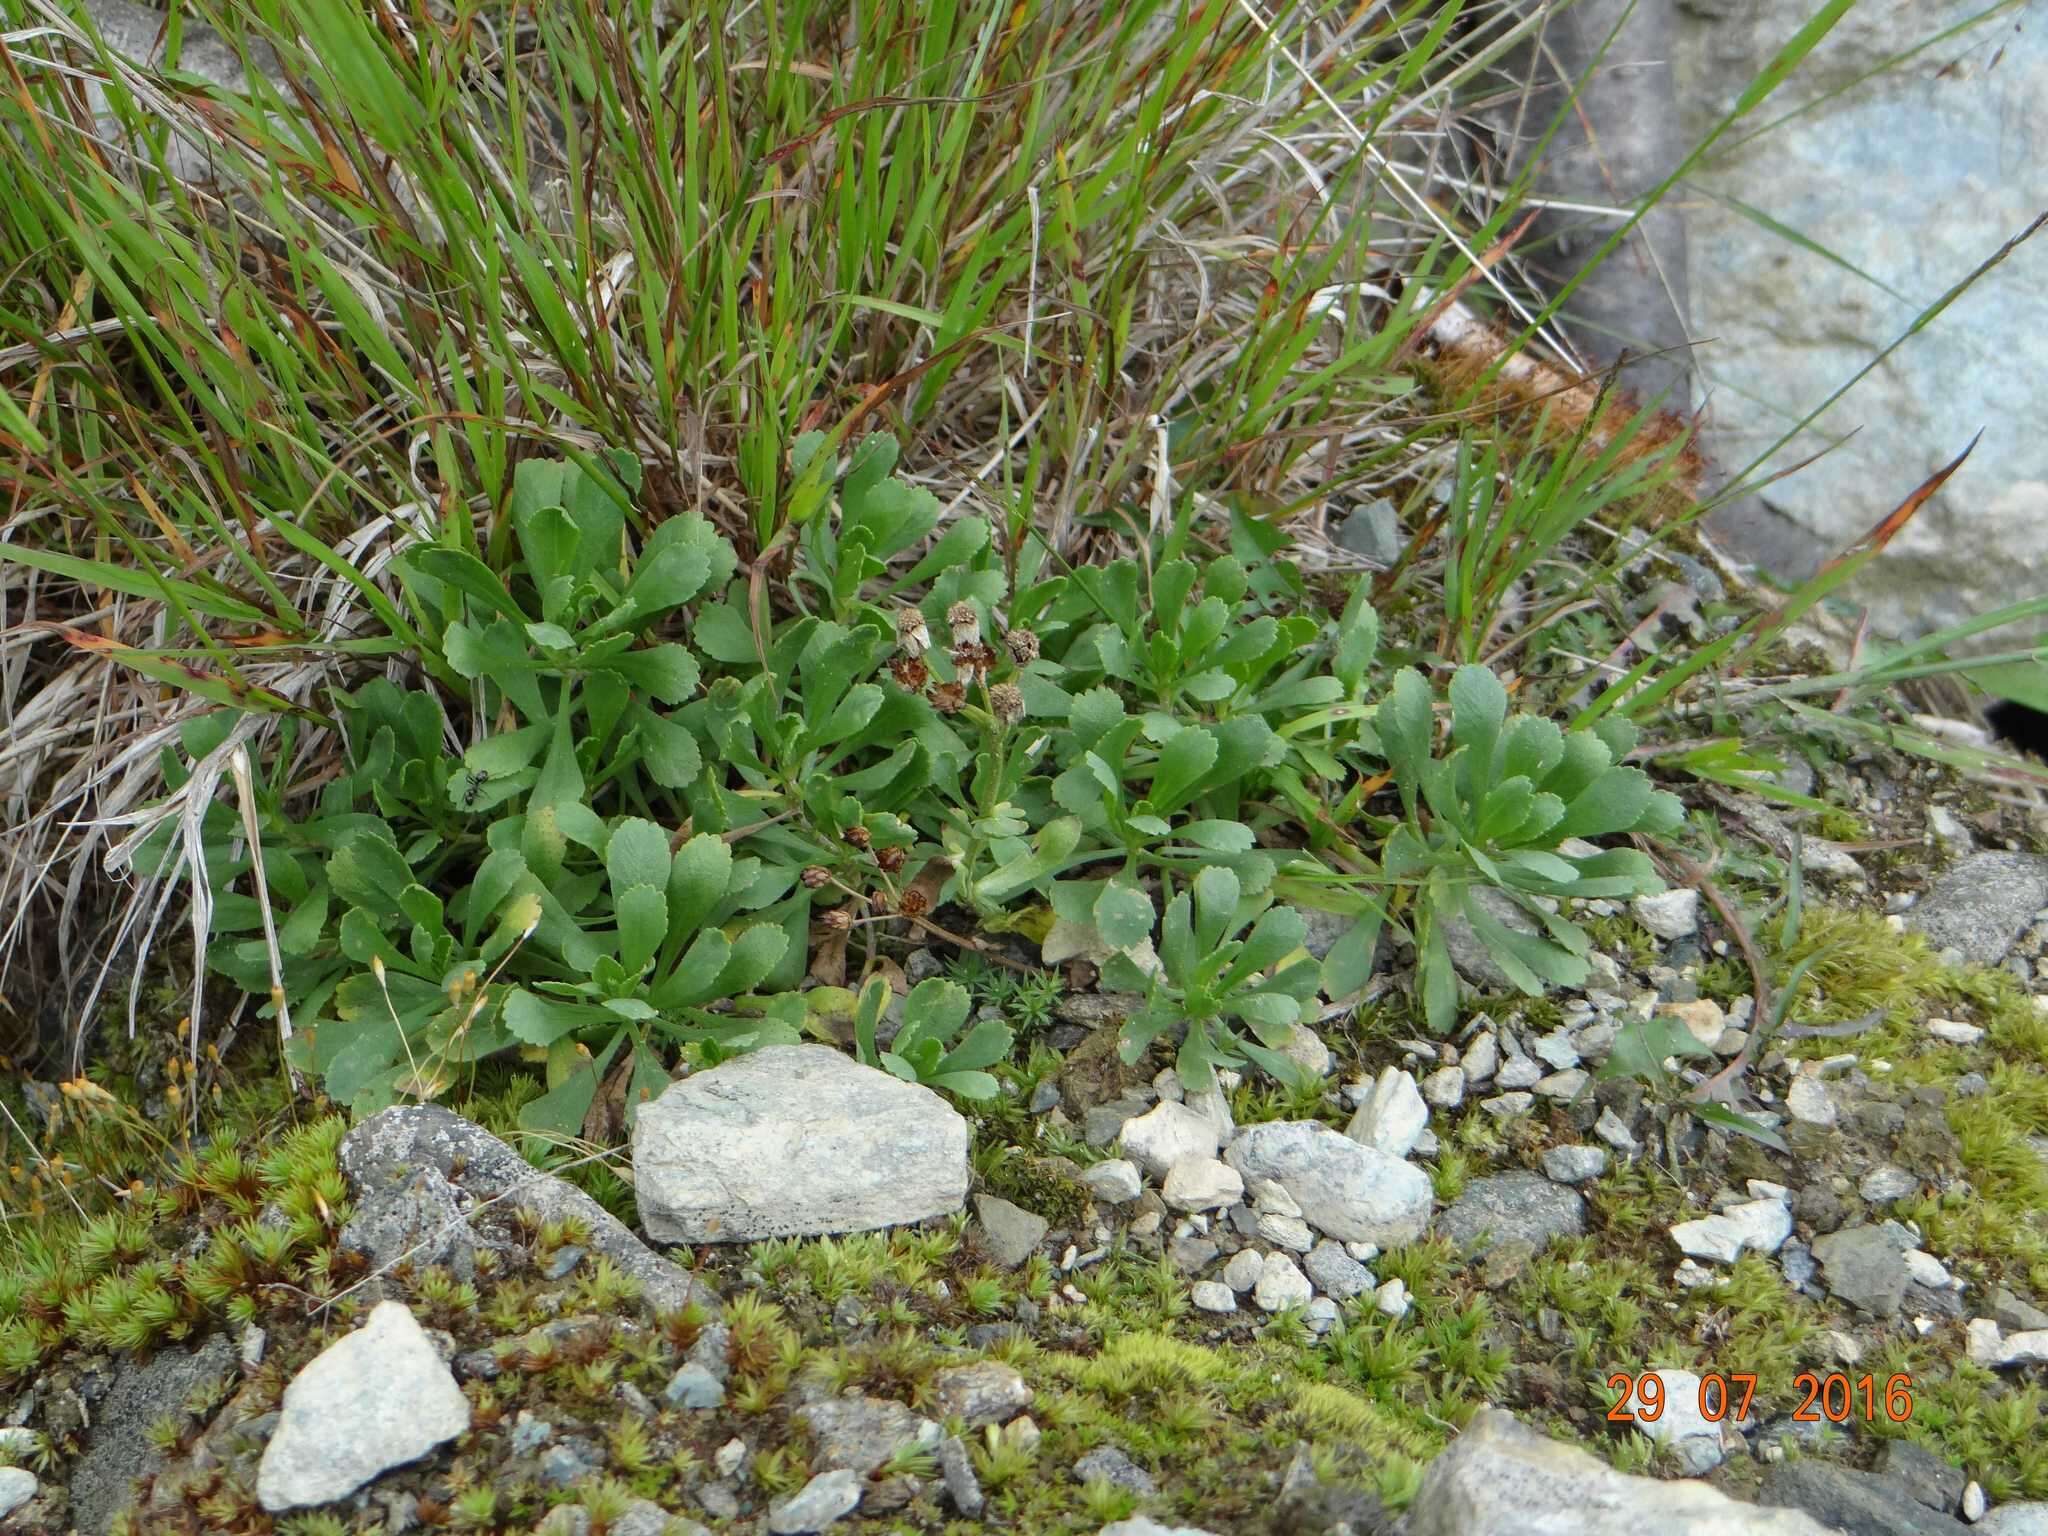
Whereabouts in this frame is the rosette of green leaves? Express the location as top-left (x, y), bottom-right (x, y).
top-left (1103, 866), bottom-right (1321, 1091)
top-left (1376, 663), bottom-right (1685, 1033)
top-left (494, 819), bottom-right (805, 1134)
top-left (851, 975), bottom-right (1012, 1100)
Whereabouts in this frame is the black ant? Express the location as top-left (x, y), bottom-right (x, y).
top-left (461, 768), bottom-right (490, 808)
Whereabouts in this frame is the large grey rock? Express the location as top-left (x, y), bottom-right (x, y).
top-left (63, 1331), bottom-right (237, 1534)
top-left (1439, 1172), bottom-right (1585, 1256)
top-left (1672, 0), bottom-right (2048, 646)
top-left (1403, 1408), bottom-right (1838, 1536)
top-left (1905, 853), bottom-right (2048, 967)
top-left (1757, 1460), bottom-right (1971, 1536)
top-left (930, 1362), bottom-right (1032, 1429)
top-left (794, 1396), bottom-right (939, 1475)
top-left (1224, 1122), bottom-right (1432, 1246)
top-left (633, 1045), bottom-right (969, 1242)
top-left (1442, 889), bottom-right (1545, 990)
top-left (1812, 1222), bottom-right (1918, 1317)
top-left (1981, 1507), bottom-right (2048, 1536)
top-left (257, 1302), bottom-right (470, 1512)
top-left (341, 1105), bottom-right (713, 1315)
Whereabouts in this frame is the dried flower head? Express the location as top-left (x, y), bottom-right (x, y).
top-left (801, 866), bottom-right (830, 890)
top-left (989, 683), bottom-right (1026, 726)
top-left (842, 824), bottom-right (872, 850)
top-left (889, 655), bottom-right (930, 693)
top-left (875, 844), bottom-right (907, 875)
top-left (821, 907), bottom-right (852, 932)
top-left (931, 681), bottom-right (966, 714)
top-left (1004, 628), bottom-right (1040, 666)
top-left (946, 600), bottom-right (980, 647)
top-left (950, 639), bottom-right (998, 687)
top-left (897, 889), bottom-right (931, 919)
top-left (895, 605), bottom-right (930, 658)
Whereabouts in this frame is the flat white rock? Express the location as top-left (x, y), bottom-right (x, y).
top-left (1161, 1156), bottom-right (1243, 1213)
top-left (1670, 1199), bottom-right (1793, 1264)
top-left (1254, 1251), bottom-right (1314, 1312)
top-left (1225, 1122), bottom-right (1432, 1247)
top-left (633, 1045), bottom-right (969, 1242)
top-left (257, 1301), bottom-right (470, 1512)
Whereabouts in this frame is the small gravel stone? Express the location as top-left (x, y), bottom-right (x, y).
top-left (1532, 1030), bottom-right (1581, 1070)
top-left (1785, 1075), bottom-right (1839, 1128)
top-left (1858, 1165), bottom-right (1918, 1203)
top-left (1304, 1242), bottom-right (1374, 1300)
top-left (1344, 1068), bottom-right (1430, 1159)
top-left (768, 1469), bottom-right (862, 1534)
top-left (1305, 1296), bottom-right (1341, 1335)
top-left (1594, 1107), bottom-right (1640, 1154)
top-left (1256, 1212), bottom-right (1315, 1253)
top-left (1496, 1057), bottom-right (1544, 1090)
top-left (1222, 1250), bottom-right (1264, 1292)
top-left (1903, 1249), bottom-right (1955, 1290)
top-left (1161, 1157), bottom-right (1244, 1213)
top-left (1925, 1018), bottom-right (1986, 1046)
top-left (1670, 1198), bottom-right (1793, 1264)
top-left (1121, 1102), bottom-right (1225, 1177)
top-left (1966, 1482), bottom-right (1988, 1521)
top-left (1541, 1145), bottom-right (1608, 1185)
top-left (1535, 1068), bottom-right (1589, 1099)
top-left (1421, 1066), bottom-right (1466, 1108)
top-left (1081, 1160), bottom-right (1143, 1204)
top-left (1461, 1032), bottom-right (1499, 1085)
top-left (1632, 888), bottom-right (1701, 939)
top-left (1189, 1281), bottom-right (1237, 1314)
top-left (1255, 1251), bottom-right (1315, 1312)
top-left (1439, 1171), bottom-right (1585, 1256)
top-left (1629, 1368), bottom-right (1725, 1472)
top-left (0, 1470), bottom-right (36, 1523)
top-left (1073, 1446), bottom-right (1156, 1497)
top-left (1480, 1091), bottom-right (1535, 1119)
top-left (1373, 1277), bottom-right (1410, 1317)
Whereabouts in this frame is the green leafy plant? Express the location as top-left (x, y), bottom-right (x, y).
top-left (1376, 663), bottom-right (1684, 1033)
top-left (1103, 866), bottom-right (1321, 1090)
top-left (852, 977), bottom-right (1013, 1101)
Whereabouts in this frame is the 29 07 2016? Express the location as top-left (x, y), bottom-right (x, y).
top-left (1605, 1371), bottom-right (1915, 1424)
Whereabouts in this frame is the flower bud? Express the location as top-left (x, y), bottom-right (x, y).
top-left (989, 683), bottom-right (1025, 726)
top-left (801, 866), bottom-right (830, 889)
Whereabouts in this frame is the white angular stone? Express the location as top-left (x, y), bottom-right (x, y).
top-left (1225, 1121), bottom-right (1433, 1247)
top-left (1925, 1018), bottom-right (1986, 1046)
top-left (1254, 1251), bottom-right (1314, 1313)
top-left (1903, 1249), bottom-right (1955, 1290)
top-left (634, 1045), bottom-right (968, 1242)
top-left (1670, 1199), bottom-right (1794, 1265)
top-left (1161, 1157), bottom-right (1243, 1213)
top-left (1496, 1057), bottom-right (1544, 1091)
top-left (1190, 1281), bottom-right (1237, 1314)
top-left (1595, 1107), bottom-right (1640, 1154)
top-left (1247, 1178), bottom-right (1301, 1218)
top-left (1421, 1066), bottom-right (1466, 1108)
top-left (1629, 1369), bottom-right (1725, 1473)
top-left (1968, 1318), bottom-right (2005, 1366)
top-left (257, 1302), bottom-right (470, 1512)
top-left (1784, 1075), bottom-right (1838, 1128)
top-left (1461, 1032), bottom-right (1499, 1085)
top-left (1344, 1068), bottom-right (1429, 1159)
top-left (1535, 1069), bottom-right (1589, 1099)
top-left (1631, 889), bottom-right (1700, 940)
top-left (0, 1468), bottom-right (36, 1522)
top-left (1858, 1165), bottom-right (1917, 1203)
top-left (1997, 1329), bottom-right (2048, 1368)
top-left (1257, 1211), bottom-right (1315, 1253)
top-left (769, 1468), bottom-right (862, 1534)
top-left (1532, 1030), bottom-right (1581, 1071)
top-left (1222, 1249), bottom-right (1264, 1292)
top-left (1120, 1100), bottom-right (1226, 1178)
top-left (1081, 1159), bottom-right (1143, 1204)
top-left (1542, 1145), bottom-right (1609, 1185)
top-left (1373, 1277), bottom-right (1410, 1317)
top-left (1480, 1092), bottom-right (1535, 1119)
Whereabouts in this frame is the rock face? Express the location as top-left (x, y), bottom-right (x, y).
top-left (633, 1045), bottom-right (969, 1243)
top-left (1223, 1122), bottom-right (1432, 1246)
top-left (1758, 1460), bottom-right (1972, 1536)
top-left (1404, 1409), bottom-right (1837, 1535)
top-left (341, 1105), bottom-right (713, 1315)
top-left (1438, 1172), bottom-right (1585, 1256)
top-left (1905, 853), bottom-right (2048, 966)
top-left (1671, 0), bottom-right (2048, 648)
top-left (257, 1302), bottom-right (470, 1512)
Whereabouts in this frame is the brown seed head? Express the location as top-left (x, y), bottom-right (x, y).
top-left (931, 681), bottom-right (966, 714)
top-left (801, 866), bottom-right (830, 889)
top-left (821, 907), bottom-right (852, 932)
top-left (875, 845), bottom-right (907, 874)
top-left (897, 889), bottom-right (931, 918)
top-left (895, 605), bottom-right (930, 658)
top-left (1004, 628), bottom-right (1040, 666)
top-left (989, 682), bottom-right (1025, 726)
top-left (843, 824), bottom-right (872, 850)
top-left (946, 600), bottom-right (980, 647)
top-left (889, 655), bottom-right (930, 693)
